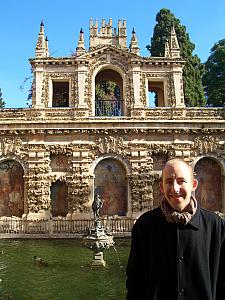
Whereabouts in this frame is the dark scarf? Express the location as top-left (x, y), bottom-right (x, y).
top-left (161, 196), bottom-right (197, 225)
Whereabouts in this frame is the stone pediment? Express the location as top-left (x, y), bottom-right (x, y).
top-left (30, 45), bottom-right (139, 66)
top-left (77, 44), bottom-right (139, 61)
top-left (76, 45), bottom-right (185, 67)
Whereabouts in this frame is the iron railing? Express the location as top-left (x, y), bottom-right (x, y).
top-left (0, 218), bottom-right (135, 237)
top-left (95, 99), bottom-right (124, 116)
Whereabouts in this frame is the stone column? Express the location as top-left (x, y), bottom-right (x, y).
top-left (77, 64), bottom-right (88, 109)
top-left (34, 66), bottom-right (45, 108)
top-left (131, 64), bottom-right (143, 108)
top-left (26, 150), bottom-right (51, 220)
top-left (172, 66), bottom-right (185, 108)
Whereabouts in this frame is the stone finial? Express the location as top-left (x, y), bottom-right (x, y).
top-left (76, 28), bottom-right (86, 56)
top-left (35, 21), bottom-right (49, 58)
top-left (169, 26), bottom-right (180, 58)
top-left (129, 28), bottom-right (140, 55)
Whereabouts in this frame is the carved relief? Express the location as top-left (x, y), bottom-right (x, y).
top-left (0, 138), bottom-right (23, 156)
top-left (148, 143), bottom-right (171, 156)
top-left (26, 176), bottom-right (51, 212)
top-left (68, 173), bottom-right (90, 213)
top-left (47, 144), bottom-right (73, 156)
top-left (191, 135), bottom-right (221, 155)
top-left (90, 136), bottom-right (129, 158)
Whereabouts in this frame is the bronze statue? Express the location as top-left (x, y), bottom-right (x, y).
top-left (92, 194), bottom-right (104, 220)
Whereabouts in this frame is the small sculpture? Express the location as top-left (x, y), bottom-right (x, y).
top-left (92, 194), bottom-right (104, 220)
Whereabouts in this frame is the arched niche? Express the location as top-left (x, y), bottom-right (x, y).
top-left (194, 157), bottom-right (222, 211)
top-left (95, 69), bottom-right (124, 116)
top-left (50, 180), bottom-right (68, 217)
top-left (94, 158), bottom-right (127, 216)
top-left (0, 159), bottom-right (24, 217)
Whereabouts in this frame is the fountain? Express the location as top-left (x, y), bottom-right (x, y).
top-left (82, 194), bottom-right (115, 267)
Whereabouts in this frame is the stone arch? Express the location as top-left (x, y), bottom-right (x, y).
top-left (0, 159), bottom-right (24, 217)
top-left (93, 157), bottom-right (128, 216)
top-left (50, 180), bottom-right (68, 217)
top-left (194, 157), bottom-right (223, 211)
top-left (91, 63), bottom-right (128, 115)
top-left (95, 67), bottom-right (124, 117)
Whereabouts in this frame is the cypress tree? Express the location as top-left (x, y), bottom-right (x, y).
top-left (147, 8), bottom-right (206, 107)
top-left (0, 88), bottom-right (5, 108)
top-left (202, 39), bottom-right (225, 107)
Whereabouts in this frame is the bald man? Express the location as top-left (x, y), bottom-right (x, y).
top-left (126, 158), bottom-right (225, 300)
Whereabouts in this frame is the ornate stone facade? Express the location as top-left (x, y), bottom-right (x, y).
top-left (0, 19), bottom-right (224, 220)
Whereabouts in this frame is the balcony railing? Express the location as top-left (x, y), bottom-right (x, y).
top-left (95, 99), bottom-right (124, 116)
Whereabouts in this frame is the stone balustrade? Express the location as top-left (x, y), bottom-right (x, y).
top-left (0, 107), bottom-right (224, 122)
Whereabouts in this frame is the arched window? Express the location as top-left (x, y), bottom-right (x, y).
top-left (194, 158), bottom-right (222, 211)
top-left (94, 158), bottom-right (127, 216)
top-left (95, 69), bottom-right (124, 116)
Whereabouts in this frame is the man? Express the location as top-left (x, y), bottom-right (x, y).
top-left (126, 158), bottom-right (225, 300)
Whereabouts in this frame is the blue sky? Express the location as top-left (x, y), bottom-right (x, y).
top-left (1, 0), bottom-right (225, 108)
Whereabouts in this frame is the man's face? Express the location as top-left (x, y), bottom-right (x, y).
top-left (160, 161), bottom-right (198, 212)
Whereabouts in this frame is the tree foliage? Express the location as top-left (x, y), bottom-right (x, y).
top-left (0, 88), bottom-right (5, 108)
top-left (95, 81), bottom-right (120, 100)
top-left (19, 68), bottom-right (33, 107)
top-left (147, 8), bottom-right (206, 107)
top-left (202, 39), bottom-right (225, 107)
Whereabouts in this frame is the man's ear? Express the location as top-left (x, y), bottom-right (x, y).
top-left (192, 179), bottom-right (198, 191)
top-left (159, 181), bottom-right (164, 193)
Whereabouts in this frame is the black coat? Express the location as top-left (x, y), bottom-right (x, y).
top-left (126, 206), bottom-right (225, 300)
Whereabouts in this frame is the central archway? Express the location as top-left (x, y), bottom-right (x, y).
top-left (95, 69), bottom-right (124, 116)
